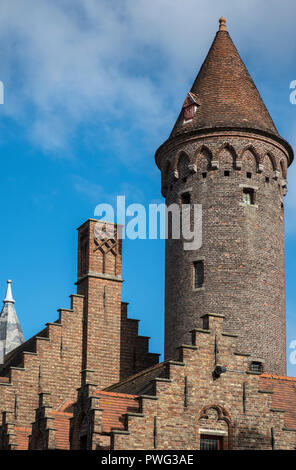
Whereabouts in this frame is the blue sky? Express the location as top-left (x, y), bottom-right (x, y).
top-left (0, 0), bottom-right (296, 375)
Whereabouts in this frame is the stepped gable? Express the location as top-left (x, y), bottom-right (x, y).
top-left (102, 314), bottom-right (296, 450)
top-left (0, 218), bottom-right (160, 450)
top-left (0, 326), bottom-right (48, 376)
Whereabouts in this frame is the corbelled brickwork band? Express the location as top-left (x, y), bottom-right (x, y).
top-left (0, 219), bottom-right (158, 449)
top-left (78, 313), bottom-right (296, 450)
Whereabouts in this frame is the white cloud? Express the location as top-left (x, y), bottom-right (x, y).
top-left (73, 175), bottom-right (105, 202)
top-left (73, 174), bottom-right (145, 207)
top-left (0, 0), bottom-right (295, 161)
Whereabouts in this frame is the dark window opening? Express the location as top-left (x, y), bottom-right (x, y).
top-left (265, 176), bottom-right (270, 183)
top-left (250, 361), bottom-right (263, 373)
top-left (243, 188), bottom-right (255, 205)
top-left (200, 435), bottom-right (223, 450)
top-left (194, 261), bottom-right (204, 289)
top-left (247, 172), bottom-right (252, 178)
top-left (224, 170), bottom-right (230, 177)
top-left (80, 237), bottom-right (88, 276)
top-left (181, 192), bottom-right (191, 205)
top-left (202, 172), bottom-right (207, 179)
top-left (79, 434), bottom-right (87, 450)
top-left (167, 211), bottom-right (173, 239)
top-left (183, 177), bottom-right (187, 183)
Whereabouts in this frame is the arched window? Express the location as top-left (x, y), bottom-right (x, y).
top-left (198, 405), bottom-right (231, 450)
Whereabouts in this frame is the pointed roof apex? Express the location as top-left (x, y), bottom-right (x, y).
top-left (0, 279), bottom-right (24, 364)
top-left (169, 24), bottom-right (280, 137)
top-left (219, 17), bottom-right (227, 31)
top-left (4, 280), bottom-right (15, 304)
top-left (168, 21), bottom-right (287, 146)
top-left (156, 22), bottom-right (294, 167)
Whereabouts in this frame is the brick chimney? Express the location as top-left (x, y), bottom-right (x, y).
top-left (76, 219), bottom-right (123, 388)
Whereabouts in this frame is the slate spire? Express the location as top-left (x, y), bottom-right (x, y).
top-left (0, 280), bottom-right (25, 364)
top-left (169, 17), bottom-right (280, 139)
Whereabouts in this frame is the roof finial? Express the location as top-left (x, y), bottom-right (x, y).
top-left (219, 17), bottom-right (227, 31)
top-left (4, 280), bottom-right (15, 304)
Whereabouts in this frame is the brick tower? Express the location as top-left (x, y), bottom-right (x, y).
top-left (155, 18), bottom-right (293, 374)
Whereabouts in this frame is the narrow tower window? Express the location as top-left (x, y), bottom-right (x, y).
top-left (194, 261), bottom-right (204, 289)
top-left (242, 188), bottom-right (255, 205)
top-left (250, 361), bottom-right (263, 373)
top-left (181, 192), bottom-right (191, 205)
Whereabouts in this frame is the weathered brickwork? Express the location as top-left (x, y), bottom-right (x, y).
top-left (0, 293), bottom-right (84, 449)
top-left (0, 219), bottom-right (158, 449)
top-left (120, 302), bottom-right (160, 381)
top-left (76, 219), bottom-right (159, 388)
top-left (155, 22), bottom-right (293, 375)
top-left (72, 314), bottom-right (296, 450)
top-left (0, 18), bottom-right (295, 451)
top-left (157, 133), bottom-right (289, 374)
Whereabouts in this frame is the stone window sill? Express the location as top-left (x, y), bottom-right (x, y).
top-left (239, 202), bottom-right (258, 209)
top-left (192, 286), bottom-right (205, 292)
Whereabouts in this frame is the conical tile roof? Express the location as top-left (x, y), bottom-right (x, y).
top-left (170, 18), bottom-right (279, 139)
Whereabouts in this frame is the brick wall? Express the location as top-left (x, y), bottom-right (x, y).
top-left (0, 293), bottom-right (84, 449)
top-left (101, 314), bottom-right (296, 450)
top-left (0, 218), bottom-right (158, 449)
top-left (76, 219), bottom-right (158, 388)
top-left (157, 132), bottom-right (288, 374)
